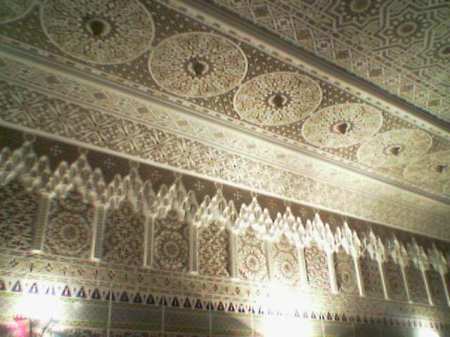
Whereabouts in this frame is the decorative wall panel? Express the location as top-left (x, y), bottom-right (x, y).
top-left (405, 265), bottom-right (428, 305)
top-left (270, 236), bottom-right (300, 287)
top-left (428, 270), bottom-right (447, 307)
top-left (0, 180), bottom-right (37, 251)
top-left (198, 222), bottom-right (230, 277)
top-left (44, 190), bottom-right (94, 258)
top-left (305, 245), bottom-right (329, 292)
top-left (153, 210), bottom-right (189, 273)
top-left (360, 256), bottom-right (384, 299)
top-left (102, 201), bottom-right (145, 266)
top-left (335, 250), bottom-right (358, 295)
top-left (237, 229), bottom-right (268, 282)
top-left (384, 258), bottom-right (407, 302)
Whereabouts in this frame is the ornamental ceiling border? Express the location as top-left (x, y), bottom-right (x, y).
top-left (0, 1), bottom-right (450, 201)
top-left (206, 0), bottom-right (450, 124)
top-left (1, 54), bottom-right (450, 240)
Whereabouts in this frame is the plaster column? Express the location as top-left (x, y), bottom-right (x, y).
top-left (90, 203), bottom-right (107, 261)
top-left (399, 263), bottom-right (411, 303)
top-left (377, 259), bottom-right (390, 300)
top-left (229, 231), bottom-right (239, 279)
top-left (143, 216), bottom-right (154, 268)
top-left (31, 193), bottom-right (51, 252)
top-left (327, 251), bottom-right (338, 294)
top-left (297, 246), bottom-right (308, 288)
top-left (420, 265), bottom-right (433, 306)
top-left (189, 224), bottom-right (199, 274)
top-left (439, 271), bottom-right (450, 307)
top-left (265, 240), bottom-right (274, 281)
top-left (353, 255), bottom-right (365, 297)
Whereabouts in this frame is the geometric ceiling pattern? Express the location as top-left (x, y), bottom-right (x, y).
top-left (213, 0), bottom-right (450, 122)
top-left (0, 0), bottom-right (449, 238)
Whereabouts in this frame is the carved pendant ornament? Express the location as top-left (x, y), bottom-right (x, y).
top-left (233, 72), bottom-right (322, 126)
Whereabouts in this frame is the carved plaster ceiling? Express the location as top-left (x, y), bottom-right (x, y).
top-left (0, 0), bottom-right (449, 238)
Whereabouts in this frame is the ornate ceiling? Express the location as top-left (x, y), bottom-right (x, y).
top-left (0, 0), bottom-right (450, 239)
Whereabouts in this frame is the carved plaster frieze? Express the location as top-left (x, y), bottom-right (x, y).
top-left (1, 139), bottom-right (449, 264)
top-left (0, 52), bottom-right (449, 239)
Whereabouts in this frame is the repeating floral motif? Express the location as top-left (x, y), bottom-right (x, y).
top-left (357, 129), bottom-right (433, 168)
top-left (153, 210), bottom-right (189, 272)
top-left (237, 228), bottom-right (268, 282)
top-left (233, 72), bottom-right (322, 126)
top-left (406, 265), bottom-right (428, 304)
top-left (302, 103), bottom-right (383, 149)
top-left (304, 245), bottom-right (329, 292)
top-left (150, 32), bottom-right (247, 98)
top-left (0, 0), bottom-right (35, 24)
top-left (427, 270), bottom-right (447, 307)
top-left (102, 201), bottom-right (145, 266)
top-left (44, 190), bottom-right (94, 258)
top-left (0, 180), bottom-right (37, 251)
top-left (384, 259), bottom-right (407, 302)
top-left (41, 0), bottom-right (154, 64)
top-left (198, 222), bottom-right (230, 277)
top-left (271, 236), bottom-right (300, 286)
top-left (334, 250), bottom-right (358, 295)
top-left (360, 255), bottom-right (384, 299)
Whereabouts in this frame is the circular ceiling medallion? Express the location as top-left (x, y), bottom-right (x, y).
top-left (149, 32), bottom-right (247, 98)
top-left (41, 0), bottom-right (155, 64)
top-left (357, 129), bottom-right (432, 168)
top-left (233, 72), bottom-right (322, 126)
top-left (404, 150), bottom-right (450, 185)
top-left (0, 0), bottom-right (35, 24)
top-left (302, 103), bottom-right (383, 148)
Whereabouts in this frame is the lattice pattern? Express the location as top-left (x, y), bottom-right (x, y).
top-left (102, 201), bottom-right (145, 266)
top-left (305, 245), bottom-right (329, 292)
top-left (0, 180), bottom-right (37, 251)
top-left (153, 210), bottom-right (189, 272)
top-left (44, 190), bottom-right (94, 258)
top-left (198, 222), bottom-right (230, 277)
top-left (406, 265), bottom-right (428, 304)
top-left (360, 256), bottom-right (384, 298)
top-left (335, 250), bottom-right (358, 295)
top-left (384, 259), bottom-right (407, 302)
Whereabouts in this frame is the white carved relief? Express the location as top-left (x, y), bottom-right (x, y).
top-left (0, 140), bottom-right (449, 307)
